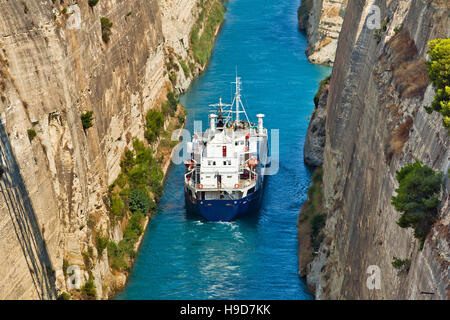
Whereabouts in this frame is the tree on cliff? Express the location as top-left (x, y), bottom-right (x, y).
top-left (425, 38), bottom-right (450, 129)
top-left (391, 160), bottom-right (443, 248)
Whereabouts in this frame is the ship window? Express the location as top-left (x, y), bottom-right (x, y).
top-left (240, 141), bottom-right (244, 145)
top-left (235, 142), bottom-right (238, 146)
top-left (223, 161), bottom-right (227, 165)
top-left (227, 176), bottom-right (232, 178)
top-left (228, 160), bottom-right (231, 165)
top-left (208, 161), bottom-right (212, 166)
top-left (213, 161), bottom-right (216, 165)
top-left (206, 176), bottom-right (211, 178)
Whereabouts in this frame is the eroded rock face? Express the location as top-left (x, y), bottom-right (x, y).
top-left (0, 0), bottom-right (211, 299)
top-left (298, 0), bottom-right (348, 66)
top-left (304, 0), bottom-right (449, 299)
top-left (304, 82), bottom-right (329, 167)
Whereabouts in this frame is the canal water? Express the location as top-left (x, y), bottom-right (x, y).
top-left (116, 0), bottom-right (330, 299)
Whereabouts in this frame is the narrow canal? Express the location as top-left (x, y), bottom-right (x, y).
top-left (116, 0), bottom-right (331, 299)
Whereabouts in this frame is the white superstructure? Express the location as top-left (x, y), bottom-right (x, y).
top-left (184, 76), bottom-right (268, 203)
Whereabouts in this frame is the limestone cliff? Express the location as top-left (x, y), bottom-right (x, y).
top-left (304, 76), bottom-right (329, 167)
top-left (298, 0), bottom-right (348, 66)
top-left (299, 0), bottom-right (449, 299)
top-left (0, 0), bottom-right (223, 299)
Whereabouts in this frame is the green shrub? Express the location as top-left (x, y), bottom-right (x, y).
top-left (95, 235), bottom-right (109, 257)
top-left (27, 129), bottom-right (36, 141)
top-left (392, 257), bottom-right (411, 274)
top-left (81, 111), bottom-right (94, 130)
top-left (394, 23), bottom-right (403, 34)
top-left (145, 110), bottom-right (164, 143)
top-left (82, 251), bottom-right (92, 270)
top-left (180, 60), bottom-right (190, 77)
top-left (425, 39), bottom-right (450, 129)
top-left (110, 194), bottom-right (125, 216)
top-left (81, 273), bottom-right (96, 298)
top-left (100, 17), bottom-right (113, 43)
top-left (314, 75), bottom-right (331, 107)
top-left (169, 72), bottom-right (177, 85)
top-left (57, 291), bottom-right (71, 300)
top-left (87, 217), bottom-right (96, 229)
top-left (88, 0), bottom-right (99, 7)
top-left (129, 189), bottom-right (151, 214)
top-left (167, 91), bottom-right (179, 115)
top-left (120, 150), bottom-right (135, 173)
top-left (392, 160), bottom-right (443, 247)
top-left (106, 241), bottom-right (127, 271)
top-left (124, 211), bottom-right (144, 241)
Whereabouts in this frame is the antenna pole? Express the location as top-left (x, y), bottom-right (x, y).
top-left (235, 75), bottom-right (240, 122)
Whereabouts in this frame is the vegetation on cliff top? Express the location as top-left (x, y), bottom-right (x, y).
top-left (391, 160), bottom-right (443, 248)
top-left (190, 0), bottom-right (226, 66)
top-left (424, 38), bottom-right (450, 129)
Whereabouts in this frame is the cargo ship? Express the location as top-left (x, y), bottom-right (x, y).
top-left (184, 76), bottom-right (268, 221)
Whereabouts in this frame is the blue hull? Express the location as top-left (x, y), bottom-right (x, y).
top-left (185, 187), bottom-right (263, 222)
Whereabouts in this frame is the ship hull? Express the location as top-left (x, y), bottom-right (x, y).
top-left (184, 186), bottom-right (264, 222)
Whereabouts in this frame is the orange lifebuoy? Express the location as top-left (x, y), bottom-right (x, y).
top-left (234, 184), bottom-right (240, 189)
top-left (198, 184), bottom-right (203, 189)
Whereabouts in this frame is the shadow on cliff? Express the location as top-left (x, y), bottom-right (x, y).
top-left (0, 122), bottom-right (57, 300)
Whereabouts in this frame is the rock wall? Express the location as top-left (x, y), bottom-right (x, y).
top-left (298, 0), bottom-right (348, 65)
top-left (0, 0), bottom-right (218, 299)
top-left (301, 0), bottom-right (449, 299)
top-left (304, 78), bottom-right (329, 167)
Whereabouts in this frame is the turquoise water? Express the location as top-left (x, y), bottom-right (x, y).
top-left (116, 0), bottom-right (330, 300)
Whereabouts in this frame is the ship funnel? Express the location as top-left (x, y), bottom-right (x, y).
top-left (209, 114), bottom-right (217, 132)
top-left (256, 114), bottom-right (264, 134)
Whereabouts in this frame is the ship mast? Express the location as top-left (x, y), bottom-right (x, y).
top-left (234, 75), bottom-right (241, 122)
top-left (231, 74), bottom-right (251, 125)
